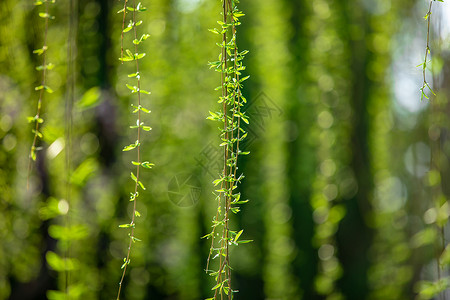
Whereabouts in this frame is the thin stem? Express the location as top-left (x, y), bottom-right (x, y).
top-left (421, 0), bottom-right (434, 100)
top-left (120, 0), bottom-right (128, 63)
top-left (64, 0), bottom-right (77, 294)
top-left (218, 0), bottom-right (229, 295)
top-left (27, 1), bottom-right (50, 189)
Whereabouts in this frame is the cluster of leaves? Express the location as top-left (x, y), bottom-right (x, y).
top-left (40, 197), bottom-right (89, 299)
top-left (419, 0), bottom-right (444, 100)
top-left (28, 0), bottom-right (56, 185)
top-left (203, 1), bottom-right (250, 299)
top-left (116, 1), bottom-right (152, 299)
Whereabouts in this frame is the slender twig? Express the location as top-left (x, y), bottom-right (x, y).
top-left (27, 1), bottom-right (51, 189)
top-left (116, 0), bottom-right (143, 298)
top-left (120, 0), bottom-right (128, 63)
top-left (420, 0), bottom-right (435, 100)
top-left (206, 1), bottom-right (249, 298)
top-left (64, 0), bottom-right (77, 294)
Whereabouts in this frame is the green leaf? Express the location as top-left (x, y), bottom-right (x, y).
top-left (141, 34), bottom-right (150, 40)
top-left (136, 2), bottom-right (147, 11)
top-left (140, 106), bottom-right (151, 113)
top-left (118, 56), bottom-right (133, 62)
top-left (237, 240), bottom-right (253, 244)
top-left (126, 83), bottom-right (137, 93)
top-left (76, 87), bottom-right (101, 110)
top-left (131, 104), bottom-right (151, 113)
top-left (133, 34), bottom-right (150, 44)
top-left (129, 192), bottom-right (138, 201)
top-left (70, 158), bottom-right (98, 186)
top-left (142, 126), bottom-right (152, 131)
top-left (240, 115), bottom-right (249, 124)
top-left (31, 149), bottom-right (37, 161)
top-left (28, 116), bottom-right (44, 124)
top-left (35, 85), bottom-right (53, 93)
top-left (208, 28), bottom-right (221, 34)
top-left (411, 227), bottom-right (437, 248)
top-left (123, 141), bottom-right (139, 151)
top-left (440, 244), bottom-right (450, 266)
top-left (234, 229), bottom-right (243, 243)
top-left (39, 12), bottom-right (55, 19)
top-left (138, 180), bottom-right (146, 190)
top-left (32, 129), bottom-right (43, 138)
top-left (36, 63), bottom-right (54, 71)
top-left (135, 53), bottom-right (146, 60)
top-left (213, 178), bottom-right (223, 186)
top-left (119, 223), bottom-right (132, 228)
top-left (33, 46), bottom-right (48, 55)
top-left (120, 258), bottom-right (130, 269)
top-left (49, 225), bottom-right (89, 241)
top-left (131, 172), bottom-right (137, 182)
top-left (131, 236), bottom-right (142, 242)
top-left (231, 206), bottom-right (240, 214)
top-left (141, 161), bottom-right (154, 169)
top-left (46, 251), bottom-right (77, 271)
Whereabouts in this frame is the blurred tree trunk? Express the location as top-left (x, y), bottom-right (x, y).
top-left (287, 0), bottom-right (318, 298)
top-left (336, 2), bottom-right (373, 299)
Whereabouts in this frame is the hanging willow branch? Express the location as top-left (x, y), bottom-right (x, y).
top-left (203, 0), bottom-right (250, 299)
top-left (419, 0), bottom-right (444, 100)
top-left (116, 1), bottom-right (152, 299)
top-left (27, 0), bottom-right (56, 189)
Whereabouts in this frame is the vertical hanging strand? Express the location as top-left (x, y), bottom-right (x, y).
top-left (425, 2), bottom-right (447, 299)
top-left (420, 0), bottom-right (437, 100)
top-left (204, 0), bottom-right (250, 299)
top-left (116, 0), bottom-right (152, 299)
top-left (64, 0), bottom-right (77, 294)
top-left (27, 0), bottom-right (56, 189)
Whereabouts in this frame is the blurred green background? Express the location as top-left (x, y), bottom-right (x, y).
top-left (1, 0), bottom-right (450, 299)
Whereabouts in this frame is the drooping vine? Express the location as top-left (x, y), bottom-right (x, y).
top-left (116, 1), bottom-right (152, 299)
top-left (416, 1), bottom-right (450, 298)
top-left (203, 1), bottom-right (250, 299)
top-left (27, 0), bottom-right (56, 188)
top-left (419, 0), bottom-right (444, 100)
